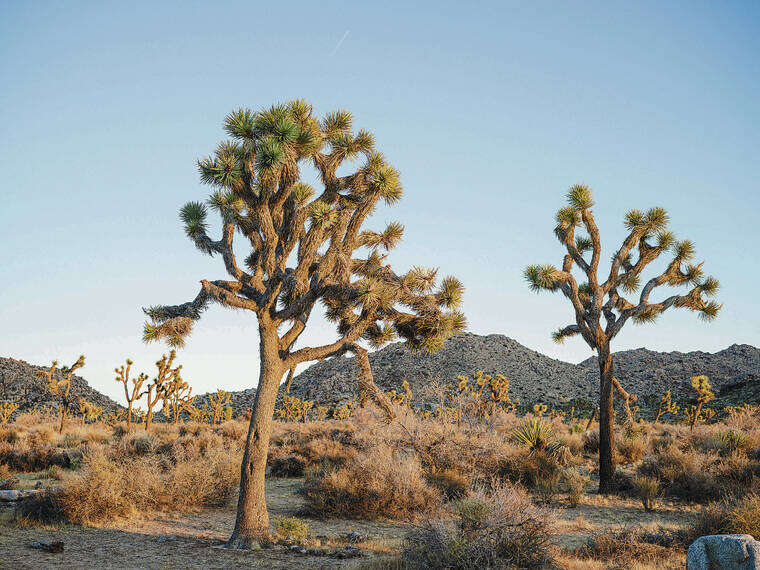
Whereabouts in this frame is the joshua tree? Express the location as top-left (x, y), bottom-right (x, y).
top-left (144, 351), bottom-right (182, 431)
top-left (0, 401), bottom-right (19, 424)
top-left (525, 185), bottom-right (720, 492)
top-left (207, 389), bottom-right (232, 425)
top-left (115, 359), bottom-right (149, 429)
top-left (161, 373), bottom-right (193, 423)
top-left (685, 375), bottom-right (715, 432)
top-left (654, 390), bottom-right (679, 423)
top-left (77, 397), bottom-right (103, 423)
top-left (38, 356), bottom-right (85, 434)
top-left (142, 101), bottom-right (466, 546)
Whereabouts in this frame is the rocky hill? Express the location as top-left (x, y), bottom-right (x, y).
top-left (280, 333), bottom-right (595, 407)
top-left (0, 357), bottom-right (121, 413)
top-left (580, 344), bottom-right (760, 401)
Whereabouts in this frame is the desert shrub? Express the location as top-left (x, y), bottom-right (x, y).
top-left (402, 483), bottom-right (555, 569)
top-left (719, 429), bottom-right (749, 454)
top-left (0, 426), bottom-right (20, 444)
top-left (0, 445), bottom-right (82, 472)
top-left (638, 445), bottom-right (722, 502)
top-left (575, 527), bottom-right (672, 565)
top-left (270, 454), bottom-right (307, 477)
top-left (617, 436), bottom-right (646, 464)
top-left (274, 516), bottom-right (309, 541)
top-left (632, 475), bottom-right (659, 511)
top-left (497, 449), bottom-right (562, 489)
top-left (583, 429), bottom-right (600, 453)
top-left (13, 491), bottom-right (66, 525)
top-left (26, 426), bottom-right (56, 447)
top-left (563, 468), bottom-right (588, 507)
top-left (300, 445), bottom-right (441, 520)
top-left (216, 420), bottom-right (246, 440)
top-left (692, 494), bottom-right (760, 539)
top-left (534, 472), bottom-right (561, 504)
top-left (426, 468), bottom-right (469, 500)
top-left (26, 442), bottom-right (241, 525)
top-left (118, 433), bottom-right (156, 456)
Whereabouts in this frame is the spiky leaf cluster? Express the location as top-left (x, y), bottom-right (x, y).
top-left (144, 101), bottom-right (465, 368)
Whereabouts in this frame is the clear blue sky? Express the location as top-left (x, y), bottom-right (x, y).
top-left (1, 1), bottom-right (758, 402)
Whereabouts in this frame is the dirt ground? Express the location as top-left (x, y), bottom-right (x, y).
top-left (0, 476), bottom-right (694, 569)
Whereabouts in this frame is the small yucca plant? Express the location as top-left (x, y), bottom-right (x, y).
top-left (512, 418), bottom-right (568, 463)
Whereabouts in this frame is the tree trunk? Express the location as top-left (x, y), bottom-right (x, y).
top-left (226, 325), bottom-right (284, 548)
top-left (127, 404), bottom-right (133, 430)
top-left (597, 343), bottom-right (615, 493)
top-left (58, 407), bottom-right (66, 434)
top-left (353, 346), bottom-right (395, 422)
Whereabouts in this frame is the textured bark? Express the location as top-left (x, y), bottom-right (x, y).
top-left (353, 345), bottom-right (395, 421)
top-left (598, 343), bottom-right (615, 493)
top-left (227, 324), bottom-right (284, 547)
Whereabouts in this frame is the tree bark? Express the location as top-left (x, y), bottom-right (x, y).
top-left (226, 324), bottom-right (284, 548)
top-left (597, 342), bottom-right (616, 493)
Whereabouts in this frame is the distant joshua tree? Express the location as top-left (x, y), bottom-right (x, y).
top-left (161, 372), bottom-right (193, 424)
top-left (37, 355), bottom-right (86, 433)
top-left (115, 359), bottom-right (149, 429)
top-left (142, 101), bottom-right (465, 546)
top-left (143, 351), bottom-right (182, 431)
top-left (525, 185), bottom-right (720, 492)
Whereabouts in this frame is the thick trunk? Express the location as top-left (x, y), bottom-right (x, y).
top-left (58, 407), bottom-right (66, 434)
top-left (127, 404), bottom-right (133, 430)
top-left (227, 325), bottom-right (284, 548)
top-left (597, 343), bottom-right (615, 493)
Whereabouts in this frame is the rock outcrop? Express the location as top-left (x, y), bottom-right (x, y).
top-left (687, 534), bottom-right (760, 569)
top-left (0, 357), bottom-right (121, 413)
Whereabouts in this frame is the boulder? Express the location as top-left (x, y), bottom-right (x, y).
top-left (687, 534), bottom-right (760, 569)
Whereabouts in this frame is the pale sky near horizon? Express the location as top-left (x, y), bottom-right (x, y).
top-left (1, 1), bottom-right (758, 403)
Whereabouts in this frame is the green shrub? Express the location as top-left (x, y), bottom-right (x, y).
top-left (274, 516), bottom-right (309, 541)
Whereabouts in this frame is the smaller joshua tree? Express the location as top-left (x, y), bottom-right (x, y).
top-left (78, 398), bottom-right (103, 423)
top-left (144, 351), bottom-right (182, 431)
top-left (38, 355), bottom-right (85, 433)
top-left (654, 390), bottom-right (680, 423)
top-left (115, 359), bottom-right (149, 429)
top-left (208, 389), bottom-right (232, 425)
top-left (525, 185), bottom-right (720, 492)
top-left (685, 375), bottom-right (715, 432)
top-left (0, 401), bottom-right (19, 424)
top-left (161, 374), bottom-right (193, 423)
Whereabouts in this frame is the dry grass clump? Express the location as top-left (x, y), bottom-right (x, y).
top-left (0, 444), bottom-right (83, 471)
top-left (402, 483), bottom-right (555, 569)
top-left (425, 468), bottom-right (470, 500)
top-left (574, 527), bottom-right (673, 566)
top-left (300, 445), bottom-right (441, 520)
top-left (638, 444), bottom-right (722, 502)
top-left (268, 422), bottom-right (357, 477)
top-left (29, 444), bottom-right (241, 525)
top-left (692, 494), bottom-right (760, 539)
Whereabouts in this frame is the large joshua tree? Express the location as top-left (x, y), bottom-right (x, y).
top-left (525, 185), bottom-right (721, 492)
top-left (143, 100), bottom-right (466, 546)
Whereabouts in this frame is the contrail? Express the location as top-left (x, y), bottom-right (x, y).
top-left (330, 30), bottom-right (350, 56)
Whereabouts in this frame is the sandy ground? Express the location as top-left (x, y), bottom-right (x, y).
top-left (0, 476), bottom-right (694, 569)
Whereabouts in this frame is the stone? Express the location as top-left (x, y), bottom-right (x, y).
top-left (687, 534), bottom-right (760, 569)
top-left (27, 540), bottom-right (64, 553)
